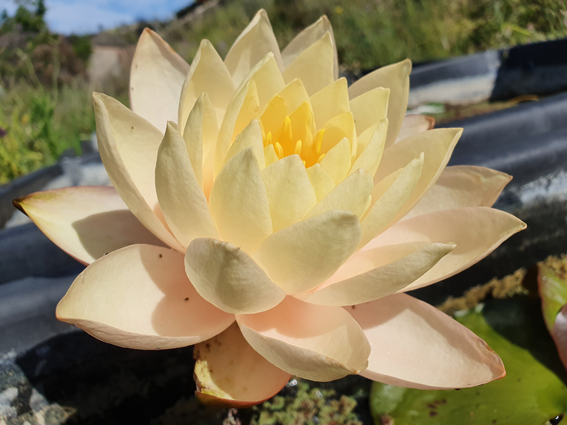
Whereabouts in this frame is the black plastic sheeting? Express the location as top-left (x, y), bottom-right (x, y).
top-left (442, 92), bottom-right (567, 187)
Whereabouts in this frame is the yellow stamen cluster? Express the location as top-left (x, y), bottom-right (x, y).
top-left (261, 108), bottom-right (327, 167)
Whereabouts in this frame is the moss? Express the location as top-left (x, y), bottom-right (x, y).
top-left (438, 268), bottom-right (528, 316)
top-left (250, 381), bottom-right (362, 425)
top-left (540, 254), bottom-right (567, 281)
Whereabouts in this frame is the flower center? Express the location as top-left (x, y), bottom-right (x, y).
top-left (259, 97), bottom-right (327, 167)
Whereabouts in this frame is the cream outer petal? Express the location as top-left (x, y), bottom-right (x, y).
top-left (349, 119), bottom-right (387, 177)
top-left (350, 88), bottom-right (390, 136)
top-left (254, 210), bottom-right (361, 295)
top-left (14, 186), bottom-right (164, 265)
top-left (92, 92), bottom-right (183, 251)
top-left (359, 154), bottom-right (424, 249)
top-left (374, 127), bottom-right (463, 223)
top-left (209, 148), bottom-right (272, 253)
top-left (306, 169), bottom-right (373, 219)
top-left (282, 32), bottom-right (335, 96)
top-left (275, 78), bottom-right (310, 114)
top-left (56, 244), bottom-right (234, 350)
top-left (262, 155), bottom-right (317, 232)
top-left (282, 15), bottom-right (338, 80)
top-left (301, 242), bottom-right (455, 306)
top-left (310, 78), bottom-right (350, 129)
top-left (130, 28), bottom-right (189, 132)
top-left (155, 123), bottom-right (218, 248)
top-left (185, 238), bottom-right (286, 315)
top-left (178, 40), bottom-right (236, 130)
top-left (370, 206), bottom-right (526, 291)
top-left (193, 323), bottom-right (291, 407)
top-left (223, 119), bottom-right (265, 170)
top-left (237, 296), bottom-right (370, 381)
top-left (306, 164), bottom-right (335, 201)
top-left (350, 294), bottom-right (506, 389)
top-left (215, 55), bottom-right (283, 175)
top-left (349, 59), bottom-right (411, 148)
top-left (225, 10), bottom-right (283, 86)
top-left (320, 137), bottom-right (352, 184)
top-left (405, 165), bottom-right (512, 219)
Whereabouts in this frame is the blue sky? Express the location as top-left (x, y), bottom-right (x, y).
top-left (2, 0), bottom-right (193, 34)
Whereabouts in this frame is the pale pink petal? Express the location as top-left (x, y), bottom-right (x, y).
top-left (396, 114), bottom-right (435, 142)
top-left (282, 16), bottom-right (338, 80)
top-left (130, 29), bottom-right (189, 132)
top-left (254, 210), bottom-right (361, 295)
top-left (349, 60), bottom-right (411, 148)
top-left (237, 296), bottom-right (370, 381)
top-left (225, 10), bottom-right (283, 85)
top-left (14, 186), bottom-right (163, 265)
top-left (405, 165), bottom-right (512, 219)
top-left (56, 244), bottom-right (234, 350)
top-left (93, 92), bottom-right (183, 251)
top-left (351, 294), bottom-right (505, 389)
top-left (369, 207), bottom-right (526, 291)
top-left (194, 323), bottom-right (291, 407)
top-left (185, 238), bottom-right (286, 315)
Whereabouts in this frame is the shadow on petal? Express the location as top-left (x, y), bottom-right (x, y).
top-left (73, 210), bottom-right (165, 260)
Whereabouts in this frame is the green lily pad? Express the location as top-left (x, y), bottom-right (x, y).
top-left (370, 297), bottom-right (567, 425)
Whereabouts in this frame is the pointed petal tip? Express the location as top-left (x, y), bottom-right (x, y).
top-left (12, 197), bottom-right (26, 215)
top-left (200, 38), bottom-right (213, 48)
top-left (91, 91), bottom-right (103, 101)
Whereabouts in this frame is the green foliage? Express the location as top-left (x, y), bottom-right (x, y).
top-left (251, 381), bottom-right (362, 425)
top-left (0, 0), bottom-right (47, 34)
top-left (0, 81), bottom-right (93, 184)
top-left (165, 0), bottom-right (567, 70)
top-left (68, 34), bottom-right (93, 61)
top-left (370, 298), bottom-right (567, 424)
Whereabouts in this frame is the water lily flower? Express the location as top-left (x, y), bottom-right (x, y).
top-left (14, 10), bottom-right (526, 407)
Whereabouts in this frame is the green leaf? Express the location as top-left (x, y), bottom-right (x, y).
top-left (370, 297), bottom-right (567, 425)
